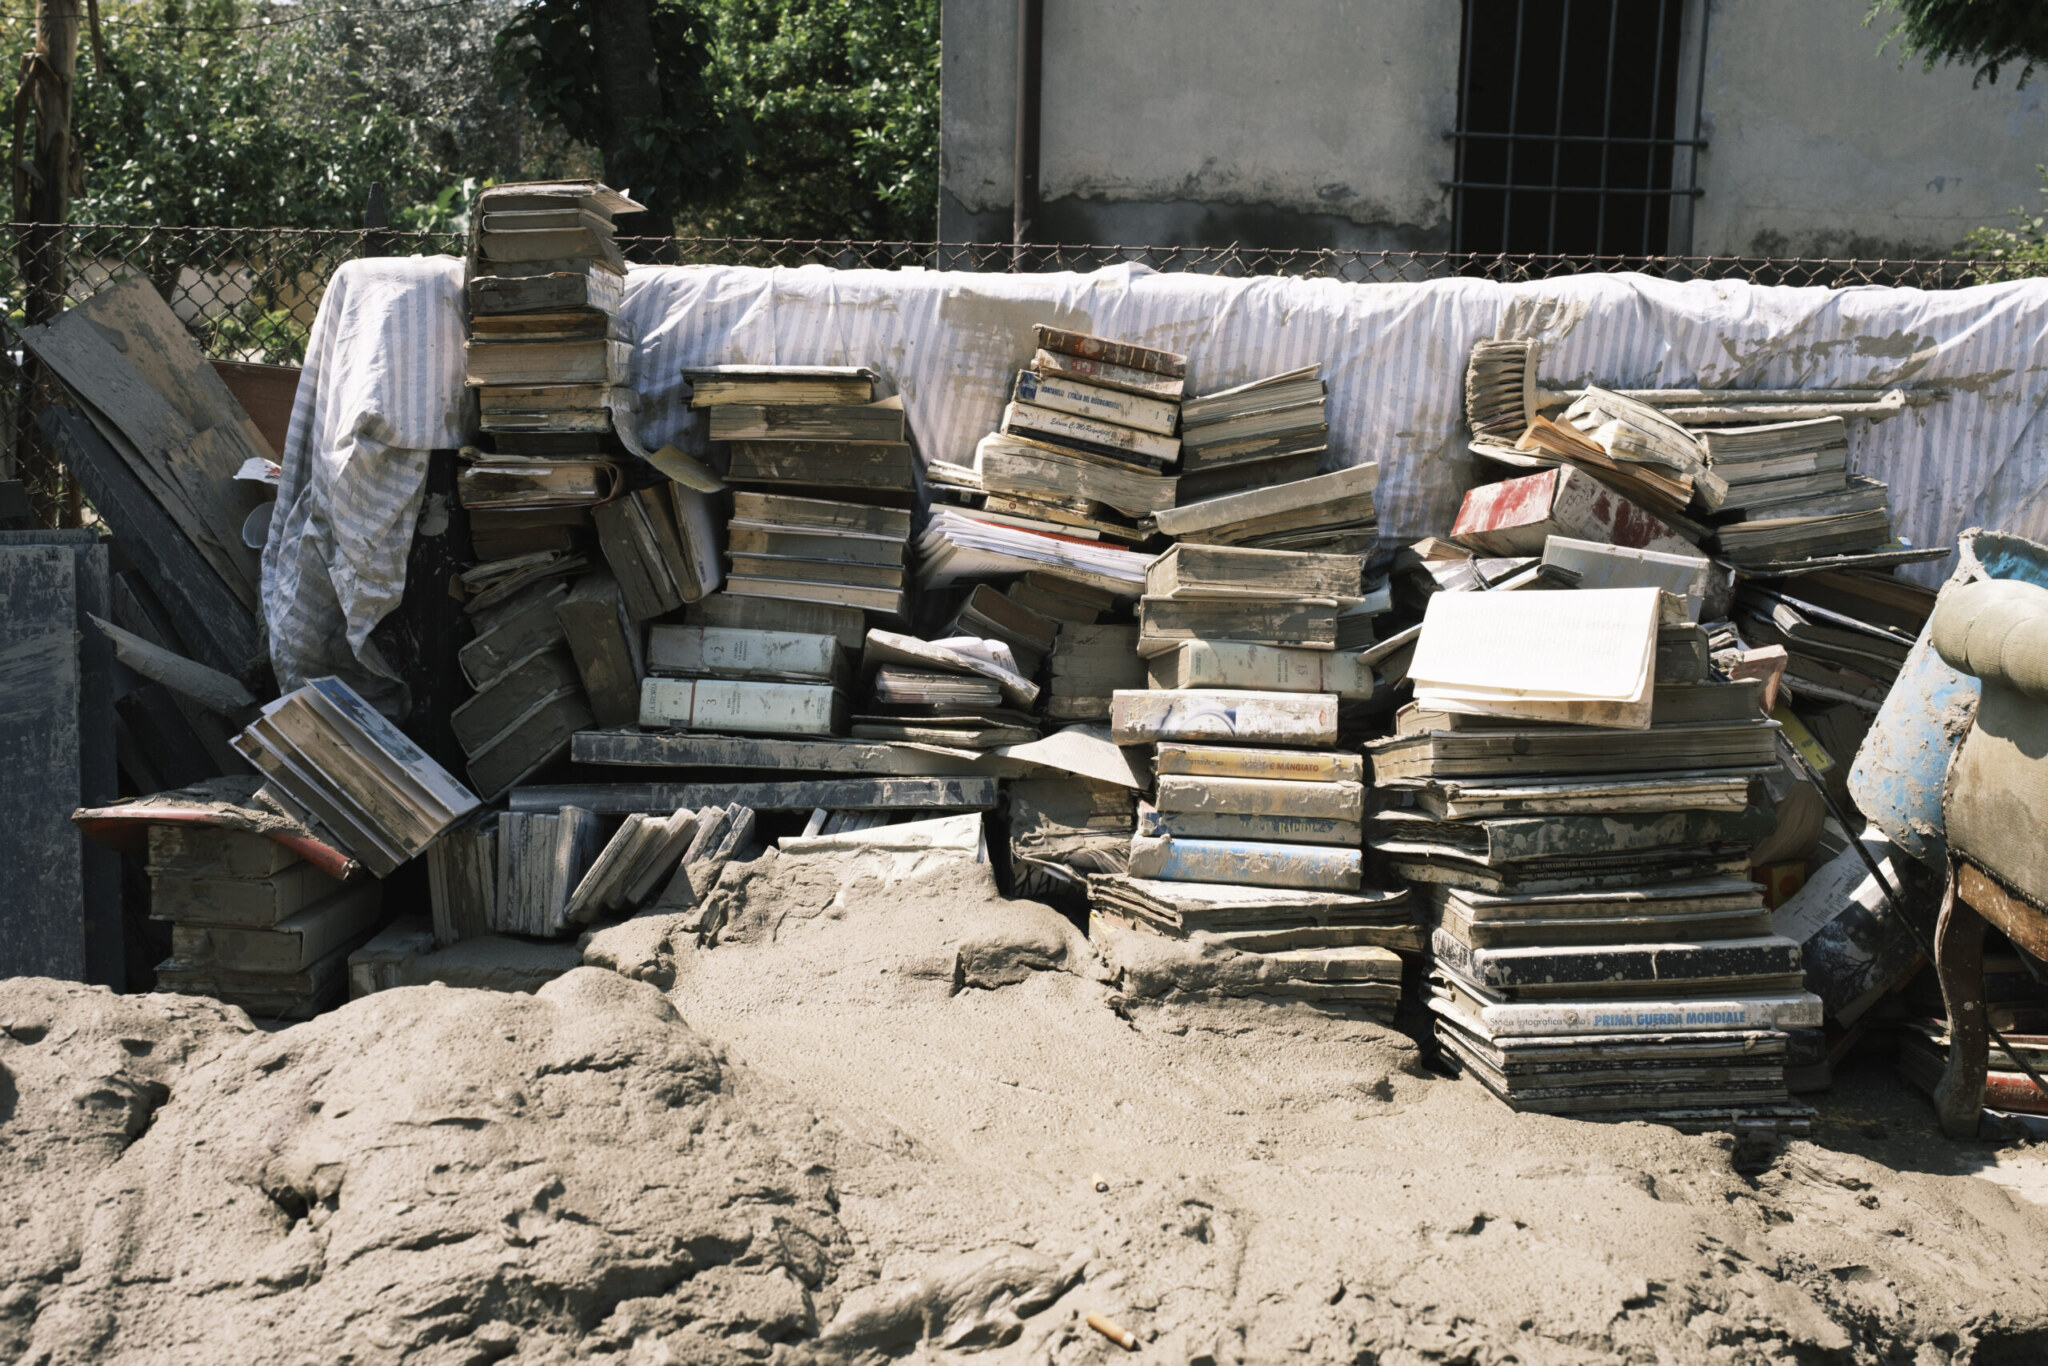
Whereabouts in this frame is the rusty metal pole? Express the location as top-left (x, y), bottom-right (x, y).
top-left (1011, 0), bottom-right (1041, 269)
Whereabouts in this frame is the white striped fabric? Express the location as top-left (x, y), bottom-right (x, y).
top-left (270, 256), bottom-right (2048, 707)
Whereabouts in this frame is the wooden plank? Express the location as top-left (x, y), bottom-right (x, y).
top-left (110, 570), bottom-right (246, 776)
top-left (1958, 860), bottom-right (2048, 961)
top-left (38, 408), bottom-right (263, 682)
top-left (75, 276), bottom-right (274, 461)
top-left (569, 729), bottom-right (988, 775)
top-left (20, 320), bottom-right (259, 607)
top-left (508, 776), bottom-right (1001, 815)
top-left (91, 614), bottom-right (257, 718)
top-left (211, 360), bottom-right (300, 460)
top-left (0, 546), bottom-right (86, 979)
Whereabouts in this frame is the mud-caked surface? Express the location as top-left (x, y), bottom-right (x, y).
top-left (7, 848), bottom-right (2048, 1363)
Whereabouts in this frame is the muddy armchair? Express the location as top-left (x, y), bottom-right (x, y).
top-left (1928, 578), bottom-right (2048, 1137)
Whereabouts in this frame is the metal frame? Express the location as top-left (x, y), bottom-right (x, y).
top-left (1447, 0), bottom-right (1708, 256)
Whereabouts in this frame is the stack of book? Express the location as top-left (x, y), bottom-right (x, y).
top-left (855, 628), bottom-right (1041, 748)
top-left (149, 823), bottom-right (383, 1019)
top-left (1700, 418), bottom-right (1896, 567)
top-left (1099, 633), bottom-right (1406, 1017)
top-left (466, 180), bottom-right (640, 485)
top-left (1046, 622), bottom-right (1145, 722)
top-left (1369, 589), bottom-right (1819, 1130)
top-left (918, 507), bottom-right (1155, 599)
top-left (1176, 365), bottom-right (1329, 503)
top-left (457, 451), bottom-right (619, 560)
top-left (688, 367), bottom-right (915, 615)
top-left (640, 620), bottom-right (851, 738)
top-left (688, 366), bottom-right (915, 503)
top-left (1151, 462), bottom-right (1380, 554)
top-left (493, 804), bottom-right (604, 936)
top-left (1730, 569), bottom-right (1929, 710)
top-left (231, 677), bottom-right (482, 878)
top-left (713, 490), bottom-right (913, 617)
top-left (942, 324), bottom-right (1186, 546)
top-left (1137, 544), bottom-right (1363, 665)
top-left (450, 567), bottom-right (599, 800)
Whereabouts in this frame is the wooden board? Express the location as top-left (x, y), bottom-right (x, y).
top-left (75, 276), bottom-right (273, 459)
top-left (38, 408), bottom-right (263, 682)
top-left (211, 361), bottom-right (300, 460)
top-left (507, 776), bottom-right (1001, 815)
top-left (21, 309), bottom-right (262, 607)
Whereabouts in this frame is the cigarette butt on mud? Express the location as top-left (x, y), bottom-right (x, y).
top-left (1091, 1172), bottom-right (1109, 1192)
top-left (1086, 1311), bottom-right (1139, 1350)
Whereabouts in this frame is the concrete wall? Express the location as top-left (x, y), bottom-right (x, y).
top-left (942, 0), bottom-right (2048, 259)
top-left (1691, 0), bottom-right (2048, 259)
top-left (939, 0), bottom-right (1461, 250)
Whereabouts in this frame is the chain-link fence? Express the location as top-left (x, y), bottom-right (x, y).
top-left (2, 220), bottom-right (2035, 522)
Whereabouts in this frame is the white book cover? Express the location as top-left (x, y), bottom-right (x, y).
top-left (1001, 401), bottom-right (1181, 463)
top-left (646, 624), bottom-right (841, 682)
top-left (1013, 370), bottom-right (1180, 436)
top-left (639, 678), bottom-right (840, 735)
top-left (1406, 587), bottom-right (1659, 729)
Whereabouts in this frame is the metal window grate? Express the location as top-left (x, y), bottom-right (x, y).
top-left (1450, 0), bottom-right (1705, 257)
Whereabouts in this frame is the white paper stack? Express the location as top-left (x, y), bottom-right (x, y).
top-left (1406, 587), bottom-right (1662, 730)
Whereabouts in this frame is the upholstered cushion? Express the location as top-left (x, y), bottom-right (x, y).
top-left (1933, 579), bottom-right (2048, 909)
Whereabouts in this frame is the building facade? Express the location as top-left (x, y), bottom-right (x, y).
top-left (939, 0), bottom-right (2048, 259)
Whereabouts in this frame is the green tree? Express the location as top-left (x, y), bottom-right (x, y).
top-left (494, 0), bottom-right (940, 241)
top-left (691, 0), bottom-right (940, 241)
top-left (1870, 0), bottom-right (2048, 86)
top-left (1870, 2), bottom-right (2048, 276)
top-left (495, 0), bottom-right (739, 232)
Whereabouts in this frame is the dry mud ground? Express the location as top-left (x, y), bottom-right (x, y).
top-left (6, 848), bottom-right (2048, 1365)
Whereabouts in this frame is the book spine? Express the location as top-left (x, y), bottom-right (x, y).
top-left (1110, 690), bottom-right (1339, 746)
top-left (1155, 774), bottom-right (1366, 822)
top-left (1032, 348), bottom-right (1186, 400)
top-left (646, 625), bottom-right (843, 682)
top-left (638, 677), bottom-right (842, 735)
top-left (1137, 806), bottom-right (1362, 848)
top-left (1154, 743), bottom-right (1363, 783)
top-left (1137, 601), bottom-right (1337, 652)
top-left (1127, 833), bottom-right (1362, 891)
top-left (1034, 327), bottom-right (1187, 379)
top-left (1148, 640), bottom-right (1332, 694)
top-left (1475, 994), bottom-right (1824, 1037)
top-left (1014, 371), bottom-right (1180, 436)
top-left (1445, 929), bottom-right (1804, 988)
top-left (1003, 402), bottom-right (1181, 463)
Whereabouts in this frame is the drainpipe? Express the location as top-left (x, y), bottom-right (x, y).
top-left (1013, 0), bottom-right (1042, 257)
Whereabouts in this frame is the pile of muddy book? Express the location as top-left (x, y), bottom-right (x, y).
top-left (1370, 587), bottom-right (1822, 1130)
top-left (1087, 542), bottom-right (1411, 1016)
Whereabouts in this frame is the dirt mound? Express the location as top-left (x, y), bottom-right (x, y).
top-left (7, 849), bottom-right (2048, 1363)
top-left (1, 969), bottom-right (851, 1363)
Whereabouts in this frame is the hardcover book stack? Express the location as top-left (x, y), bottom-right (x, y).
top-left (149, 823), bottom-right (383, 1019)
top-left (1370, 588), bottom-right (1821, 1130)
top-left (1729, 567), bottom-right (1933, 710)
top-left (639, 617), bottom-right (851, 738)
top-left (691, 365), bottom-right (918, 616)
top-left (854, 627), bottom-right (1042, 748)
top-left (1700, 418), bottom-right (1897, 568)
top-left (1099, 563), bottom-right (1409, 1016)
top-left (232, 677), bottom-right (483, 879)
top-left (1152, 462), bottom-right (1381, 555)
top-left (690, 365), bottom-right (912, 500)
top-left (1175, 365), bottom-right (1330, 503)
top-left (450, 565), bottom-right (600, 800)
top-left (466, 180), bottom-right (640, 483)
